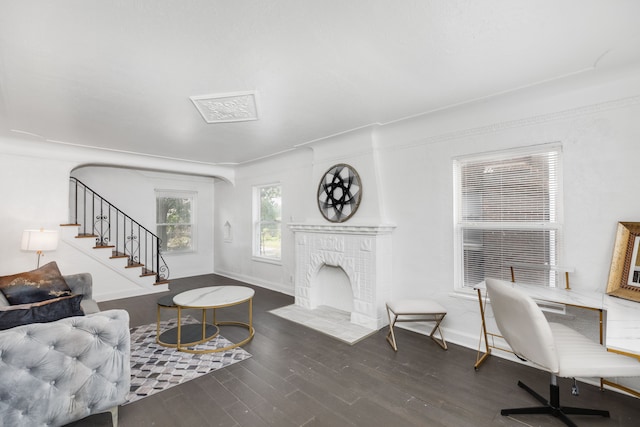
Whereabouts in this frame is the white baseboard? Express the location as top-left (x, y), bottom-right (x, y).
top-left (213, 269), bottom-right (294, 297)
top-left (94, 285), bottom-right (168, 303)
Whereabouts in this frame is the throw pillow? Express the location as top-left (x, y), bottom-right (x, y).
top-left (0, 294), bottom-right (84, 330)
top-left (0, 261), bottom-right (72, 305)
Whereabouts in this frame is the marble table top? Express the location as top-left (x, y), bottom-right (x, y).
top-left (474, 279), bottom-right (604, 310)
top-left (173, 286), bottom-right (255, 308)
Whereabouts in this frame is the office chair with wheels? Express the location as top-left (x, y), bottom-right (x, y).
top-left (485, 278), bottom-right (640, 427)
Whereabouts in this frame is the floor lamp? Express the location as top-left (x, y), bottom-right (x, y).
top-left (21, 229), bottom-right (59, 268)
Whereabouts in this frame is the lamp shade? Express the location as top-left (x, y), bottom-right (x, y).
top-left (21, 229), bottom-right (59, 252)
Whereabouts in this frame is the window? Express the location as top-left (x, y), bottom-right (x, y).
top-left (156, 191), bottom-right (196, 253)
top-left (253, 184), bottom-right (282, 260)
top-left (454, 144), bottom-right (562, 288)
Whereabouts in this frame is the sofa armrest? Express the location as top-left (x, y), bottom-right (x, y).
top-left (0, 309), bottom-right (131, 426)
top-left (64, 273), bottom-right (100, 314)
top-left (64, 273), bottom-right (93, 299)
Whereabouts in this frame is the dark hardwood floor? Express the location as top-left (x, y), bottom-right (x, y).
top-left (66, 274), bottom-right (640, 427)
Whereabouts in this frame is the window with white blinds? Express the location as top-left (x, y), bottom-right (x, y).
top-left (454, 144), bottom-right (562, 288)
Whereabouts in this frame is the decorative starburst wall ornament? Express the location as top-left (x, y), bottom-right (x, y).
top-left (317, 164), bottom-right (362, 223)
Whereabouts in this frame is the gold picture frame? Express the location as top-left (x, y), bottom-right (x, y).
top-left (606, 222), bottom-right (640, 302)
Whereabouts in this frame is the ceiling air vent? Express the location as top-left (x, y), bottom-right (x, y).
top-left (190, 90), bottom-right (258, 123)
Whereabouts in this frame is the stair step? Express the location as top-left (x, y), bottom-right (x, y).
top-left (141, 270), bottom-right (156, 277)
top-left (125, 263), bottom-right (144, 269)
top-left (110, 251), bottom-right (129, 259)
top-left (62, 185), bottom-right (170, 292)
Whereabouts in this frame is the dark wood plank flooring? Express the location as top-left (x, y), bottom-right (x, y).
top-left (66, 274), bottom-right (640, 427)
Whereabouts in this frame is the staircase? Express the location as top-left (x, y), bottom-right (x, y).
top-left (62, 177), bottom-right (170, 290)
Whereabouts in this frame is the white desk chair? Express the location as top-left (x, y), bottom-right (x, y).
top-left (486, 278), bottom-right (640, 427)
top-left (385, 299), bottom-right (447, 351)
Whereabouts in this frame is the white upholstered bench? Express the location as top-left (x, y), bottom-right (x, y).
top-left (386, 299), bottom-right (448, 351)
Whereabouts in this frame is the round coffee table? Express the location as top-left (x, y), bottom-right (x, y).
top-left (171, 285), bottom-right (255, 354)
top-left (156, 293), bottom-right (219, 348)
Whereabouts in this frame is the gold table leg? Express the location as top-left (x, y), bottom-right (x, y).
top-left (176, 297), bottom-right (255, 354)
top-left (475, 288), bottom-right (492, 370)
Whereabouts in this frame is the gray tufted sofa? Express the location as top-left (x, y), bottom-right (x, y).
top-left (0, 273), bottom-right (131, 427)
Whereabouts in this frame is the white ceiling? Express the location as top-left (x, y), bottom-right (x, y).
top-left (1, 0), bottom-right (639, 165)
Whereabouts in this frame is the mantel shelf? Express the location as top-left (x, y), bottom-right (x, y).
top-left (288, 223), bottom-right (396, 235)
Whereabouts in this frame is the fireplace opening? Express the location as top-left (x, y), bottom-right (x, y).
top-left (310, 265), bottom-right (353, 313)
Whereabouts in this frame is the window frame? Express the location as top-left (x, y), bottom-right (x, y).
top-left (453, 143), bottom-right (563, 290)
top-left (155, 190), bottom-right (197, 254)
top-left (252, 183), bottom-right (282, 263)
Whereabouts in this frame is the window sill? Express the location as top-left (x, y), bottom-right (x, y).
top-left (448, 287), bottom-right (480, 303)
top-left (163, 250), bottom-right (196, 256)
top-left (252, 256), bottom-right (282, 266)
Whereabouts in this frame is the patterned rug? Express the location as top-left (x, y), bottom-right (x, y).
top-left (125, 316), bottom-right (252, 405)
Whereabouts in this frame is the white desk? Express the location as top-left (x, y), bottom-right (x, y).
top-left (604, 294), bottom-right (640, 355)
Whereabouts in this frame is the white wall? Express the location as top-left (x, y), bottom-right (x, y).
top-left (0, 151), bottom-right (76, 274)
top-left (376, 78), bottom-right (640, 349)
top-left (72, 166), bottom-right (216, 280)
top-left (214, 148), bottom-right (314, 294)
top-left (0, 138), bottom-right (233, 300)
top-left (213, 63), bottom-right (640, 377)
top-left (1, 60), bottom-right (639, 391)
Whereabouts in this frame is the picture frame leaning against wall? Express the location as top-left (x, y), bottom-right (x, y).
top-left (607, 221), bottom-right (640, 303)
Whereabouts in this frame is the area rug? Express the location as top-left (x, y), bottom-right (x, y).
top-left (125, 316), bottom-right (251, 405)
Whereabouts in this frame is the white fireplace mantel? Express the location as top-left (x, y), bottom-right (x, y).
top-left (288, 223), bottom-right (396, 235)
top-left (288, 222), bottom-right (396, 330)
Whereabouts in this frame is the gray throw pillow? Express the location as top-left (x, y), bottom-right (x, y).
top-left (0, 294), bottom-right (84, 330)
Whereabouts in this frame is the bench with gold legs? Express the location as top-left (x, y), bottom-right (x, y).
top-left (386, 299), bottom-right (448, 351)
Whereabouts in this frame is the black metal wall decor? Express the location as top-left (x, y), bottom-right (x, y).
top-left (317, 163), bottom-right (362, 223)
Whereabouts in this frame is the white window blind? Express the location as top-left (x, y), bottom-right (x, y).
top-left (454, 144), bottom-right (562, 288)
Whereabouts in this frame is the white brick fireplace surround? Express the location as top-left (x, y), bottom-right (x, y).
top-left (288, 223), bottom-right (396, 330)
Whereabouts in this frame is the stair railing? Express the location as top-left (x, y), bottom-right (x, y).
top-left (69, 177), bottom-right (169, 284)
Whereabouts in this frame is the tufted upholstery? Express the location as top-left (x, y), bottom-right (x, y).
top-left (0, 309), bottom-right (131, 427)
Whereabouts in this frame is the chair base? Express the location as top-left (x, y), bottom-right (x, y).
top-left (501, 380), bottom-right (609, 427)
